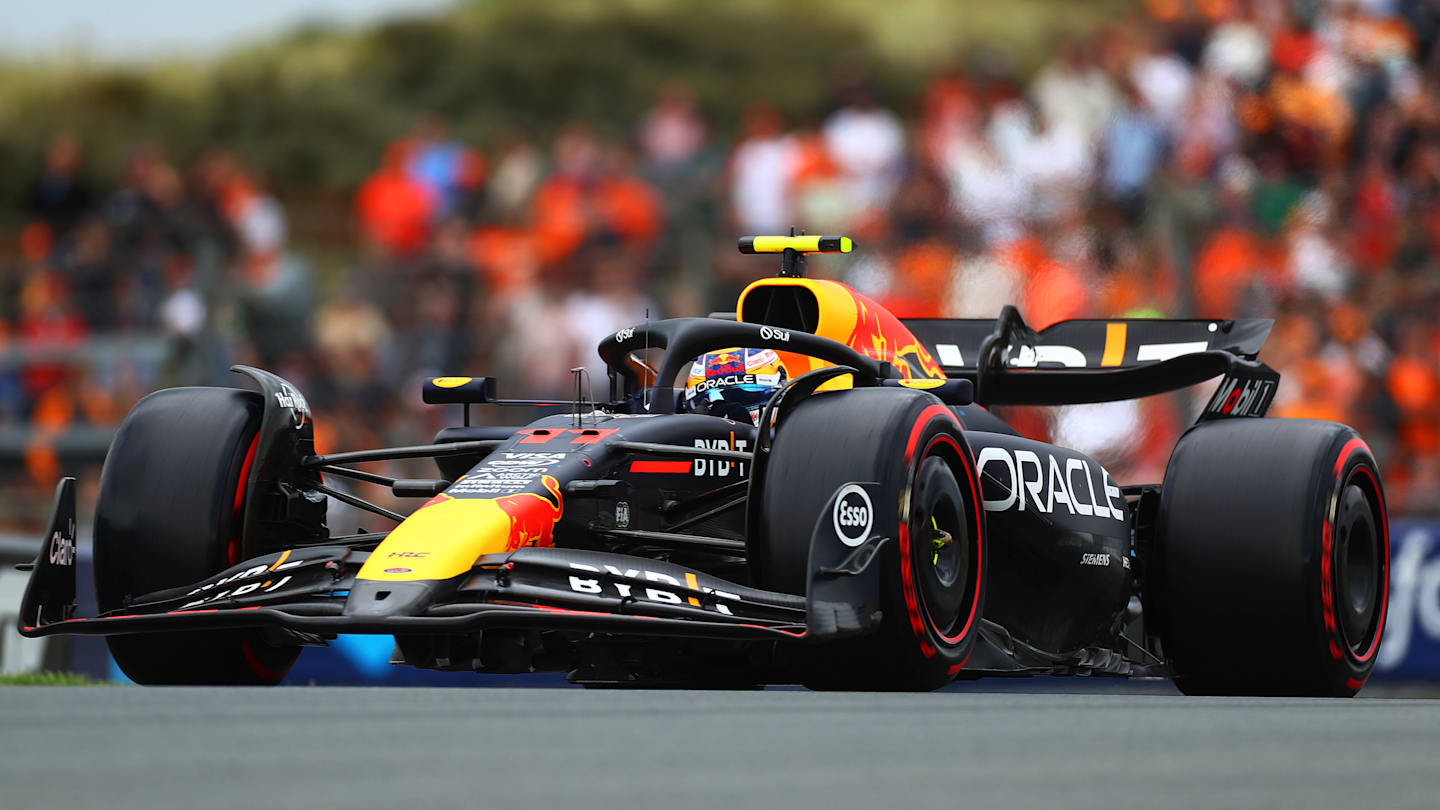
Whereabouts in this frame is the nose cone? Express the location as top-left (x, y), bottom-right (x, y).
top-left (343, 580), bottom-right (436, 618)
top-left (356, 497), bottom-right (514, 583)
top-left (356, 475), bottom-right (565, 583)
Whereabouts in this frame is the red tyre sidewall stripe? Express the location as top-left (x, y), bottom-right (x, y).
top-left (902, 405), bottom-right (950, 466)
top-left (240, 639), bottom-right (285, 682)
top-left (1323, 438), bottom-right (1388, 668)
top-left (230, 430), bottom-right (279, 682)
top-left (228, 432), bottom-right (261, 567)
top-left (1348, 465), bottom-right (1387, 665)
top-left (898, 405), bottom-right (983, 654)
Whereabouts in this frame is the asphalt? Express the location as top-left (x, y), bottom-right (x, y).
top-left (2, 685), bottom-right (1438, 810)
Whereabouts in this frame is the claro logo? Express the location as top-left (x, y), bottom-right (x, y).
top-left (47, 518), bottom-right (76, 567)
top-left (975, 447), bottom-right (1127, 522)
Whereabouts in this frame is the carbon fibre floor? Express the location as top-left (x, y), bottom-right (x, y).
top-left (2, 685), bottom-right (1438, 809)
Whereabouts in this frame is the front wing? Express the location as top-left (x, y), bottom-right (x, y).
top-left (20, 547), bottom-right (811, 641)
top-left (16, 478), bottom-right (881, 642)
top-left (17, 480), bottom-right (882, 644)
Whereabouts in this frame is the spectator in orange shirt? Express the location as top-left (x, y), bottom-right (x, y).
top-left (16, 274), bottom-right (87, 406)
top-left (356, 140), bottom-right (436, 259)
top-left (1193, 223), bottom-right (1271, 317)
top-left (1387, 324), bottom-right (1440, 458)
top-left (530, 124), bottom-right (600, 265)
top-left (593, 146), bottom-right (662, 245)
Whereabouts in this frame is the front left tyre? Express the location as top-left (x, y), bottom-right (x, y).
top-left (94, 386), bottom-right (300, 685)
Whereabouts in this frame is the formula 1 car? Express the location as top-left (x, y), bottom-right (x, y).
top-left (18, 235), bottom-right (1389, 695)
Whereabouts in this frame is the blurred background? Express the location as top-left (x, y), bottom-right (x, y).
top-left (1, 0), bottom-right (1438, 685)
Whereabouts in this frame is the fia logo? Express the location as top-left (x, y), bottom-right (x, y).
top-left (615, 501), bottom-right (630, 529)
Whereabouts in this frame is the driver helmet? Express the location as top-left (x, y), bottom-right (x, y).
top-left (684, 347), bottom-right (788, 424)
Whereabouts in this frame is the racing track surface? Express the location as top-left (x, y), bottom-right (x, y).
top-left (3, 685), bottom-right (1439, 809)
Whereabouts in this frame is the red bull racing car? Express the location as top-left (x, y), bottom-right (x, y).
top-left (18, 235), bottom-right (1389, 694)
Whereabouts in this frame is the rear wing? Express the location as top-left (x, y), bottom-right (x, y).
top-left (903, 307), bottom-right (1278, 419)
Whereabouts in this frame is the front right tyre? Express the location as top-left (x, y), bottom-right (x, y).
top-left (94, 386), bottom-right (300, 685)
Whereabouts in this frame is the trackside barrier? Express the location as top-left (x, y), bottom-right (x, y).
top-left (1374, 519), bottom-right (1440, 680)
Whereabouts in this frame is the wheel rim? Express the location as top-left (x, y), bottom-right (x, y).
top-left (913, 457), bottom-right (969, 636)
top-left (1334, 478), bottom-right (1380, 655)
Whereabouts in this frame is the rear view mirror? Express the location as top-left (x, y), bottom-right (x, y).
top-left (422, 376), bottom-right (497, 405)
top-left (881, 377), bottom-right (974, 406)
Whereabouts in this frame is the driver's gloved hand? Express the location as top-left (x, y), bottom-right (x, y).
top-left (704, 399), bottom-right (756, 424)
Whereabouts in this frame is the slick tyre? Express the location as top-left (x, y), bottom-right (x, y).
top-left (759, 388), bottom-right (986, 691)
top-left (94, 387), bottom-right (300, 685)
top-left (1154, 418), bottom-right (1389, 697)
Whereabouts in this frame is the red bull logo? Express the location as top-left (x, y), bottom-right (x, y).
top-left (707, 351), bottom-right (745, 376)
top-left (735, 277), bottom-right (947, 384)
top-left (848, 297), bottom-right (945, 380)
top-left (358, 475), bottom-right (566, 582)
top-left (494, 475), bottom-right (565, 551)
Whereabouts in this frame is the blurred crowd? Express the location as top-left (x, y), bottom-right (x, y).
top-left (4, 0), bottom-right (1440, 528)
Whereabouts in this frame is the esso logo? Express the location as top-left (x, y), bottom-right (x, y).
top-left (615, 328), bottom-right (635, 343)
top-left (759, 326), bottom-right (790, 342)
top-left (832, 484), bottom-right (873, 547)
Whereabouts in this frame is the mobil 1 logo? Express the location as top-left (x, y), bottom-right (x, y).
top-left (832, 484), bottom-right (873, 547)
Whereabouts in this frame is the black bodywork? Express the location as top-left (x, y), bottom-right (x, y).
top-left (17, 305), bottom-right (1279, 685)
